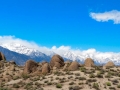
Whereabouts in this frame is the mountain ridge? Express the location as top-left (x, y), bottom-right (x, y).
top-left (0, 43), bottom-right (120, 66)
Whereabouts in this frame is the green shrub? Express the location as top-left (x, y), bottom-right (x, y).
top-left (56, 83), bottom-right (62, 88)
top-left (44, 80), bottom-right (48, 83)
top-left (47, 82), bottom-right (52, 85)
top-left (80, 67), bottom-right (86, 72)
top-left (69, 82), bottom-right (74, 85)
top-left (0, 87), bottom-right (10, 90)
top-left (106, 82), bottom-right (111, 86)
top-left (13, 84), bottom-right (19, 88)
top-left (105, 73), bottom-right (111, 78)
top-left (96, 73), bottom-right (103, 78)
top-left (21, 74), bottom-right (29, 80)
top-left (109, 87), bottom-right (115, 89)
top-left (79, 77), bottom-right (86, 80)
top-left (89, 73), bottom-right (95, 78)
top-left (117, 84), bottom-right (120, 88)
top-left (93, 83), bottom-right (99, 89)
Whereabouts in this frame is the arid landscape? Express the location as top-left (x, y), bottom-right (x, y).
top-left (0, 52), bottom-right (120, 90)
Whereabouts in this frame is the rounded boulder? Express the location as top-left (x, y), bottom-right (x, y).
top-left (68, 61), bottom-right (80, 71)
top-left (84, 58), bottom-right (94, 67)
top-left (23, 60), bottom-right (38, 74)
top-left (50, 54), bottom-right (64, 68)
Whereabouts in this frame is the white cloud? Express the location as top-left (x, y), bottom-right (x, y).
top-left (0, 35), bottom-right (120, 65)
top-left (90, 10), bottom-right (120, 24)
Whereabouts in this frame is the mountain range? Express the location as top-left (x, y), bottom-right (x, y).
top-left (0, 43), bottom-right (51, 65)
top-left (0, 43), bottom-right (120, 66)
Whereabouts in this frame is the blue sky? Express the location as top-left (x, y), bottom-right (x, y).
top-left (0, 0), bottom-right (120, 52)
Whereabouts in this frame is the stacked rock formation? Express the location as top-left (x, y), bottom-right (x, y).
top-left (104, 61), bottom-right (115, 67)
top-left (84, 58), bottom-right (94, 67)
top-left (50, 54), bottom-right (64, 69)
top-left (68, 61), bottom-right (80, 71)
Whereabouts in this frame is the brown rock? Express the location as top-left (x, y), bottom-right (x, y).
top-left (9, 65), bottom-right (15, 71)
top-left (0, 52), bottom-right (6, 61)
top-left (50, 54), bottom-right (64, 68)
top-left (9, 60), bottom-right (16, 65)
top-left (64, 60), bottom-right (71, 64)
top-left (84, 58), bottom-right (94, 67)
top-left (104, 61), bottom-right (115, 67)
top-left (0, 61), bottom-right (4, 68)
top-left (41, 61), bottom-right (47, 65)
top-left (42, 63), bottom-right (50, 74)
top-left (23, 60), bottom-right (38, 74)
top-left (68, 61), bottom-right (80, 71)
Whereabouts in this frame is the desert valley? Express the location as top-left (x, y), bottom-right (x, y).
top-left (0, 52), bottom-right (120, 90)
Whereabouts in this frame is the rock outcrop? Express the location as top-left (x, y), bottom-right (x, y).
top-left (0, 52), bottom-right (6, 61)
top-left (68, 61), bottom-right (80, 71)
top-left (104, 61), bottom-right (115, 67)
top-left (23, 60), bottom-right (38, 74)
top-left (84, 58), bottom-right (94, 67)
top-left (42, 63), bottom-right (50, 74)
top-left (50, 54), bottom-right (64, 68)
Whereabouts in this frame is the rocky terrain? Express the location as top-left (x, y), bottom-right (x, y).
top-left (0, 52), bottom-right (120, 90)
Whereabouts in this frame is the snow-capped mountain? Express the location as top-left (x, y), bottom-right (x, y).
top-left (63, 50), bottom-right (120, 66)
top-left (0, 43), bottom-right (120, 66)
top-left (0, 43), bottom-right (51, 64)
top-left (0, 43), bottom-right (45, 56)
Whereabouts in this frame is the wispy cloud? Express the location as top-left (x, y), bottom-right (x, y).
top-left (90, 10), bottom-right (120, 24)
top-left (0, 36), bottom-right (120, 65)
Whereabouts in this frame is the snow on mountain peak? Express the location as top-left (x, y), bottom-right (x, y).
top-left (0, 36), bottom-right (120, 65)
top-left (0, 43), bottom-right (44, 56)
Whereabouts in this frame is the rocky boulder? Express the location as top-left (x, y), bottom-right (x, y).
top-left (68, 61), bottom-right (80, 71)
top-left (42, 63), bottom-right (50, 74)
top-left (0, 52), bottom-right (6, 61)
top-left (23, 60), bottom-right (38, 74)
top-left (84, 58), bottom-right (94, 67)
top-left (50, 54), bottom-right (64, 68)
top-left (104, 61), bottom-right (115, 67)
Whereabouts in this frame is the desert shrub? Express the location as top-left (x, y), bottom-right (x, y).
top-left (44, 80), bottom-right (48, 83)
top-left (75, 73), bottom-right (80, 76)
top-left (86, 79), bottom-right (97, 83)
top-left (13, 84), bottom-right (19, 88)
top-left (99, 70), bottom-right (105, 74)
top-left (0, 87), bottom-right (10, 90)
top-left (47, 82), bottom-right (52, 85)
top-left (54, 71), bottom-right (61, 75)
top-left (55, 77), bottom-right (59, 80)
top-left (118, 74), bottom-right (120, 77)
top-left (35, 82), bottom-right (41, 86)
top-left (117, 84), bottom-right (120, 88)
top-left (95, 66), bottom-right (103, 70)
top-left (56, 83), bottom-right (62, 88)
top-left (69, 86), bottom-right (81, 90)
top-left (68, 76), bottom-right (73, 79)
top-left (78, 82), bottom-right (84, 85)
top-left (93, 83), bottom-right (99, 89)
top-left (80, 67), bottom-right (86, 72)
top-left (89, 73), bottom-right (95, 78)
top-left (112, 79), bottom-right (118, 84)
top-left (33, 77), bottom-right (40, 81)
top-left (21, 74), bottom-right (29, 80)
top-left (66, 71), bottom-right (73, 75)
top-left (106, 82), bottom-right (111, 86)
top-left (69, 82), bottom-right (74, 85)
top-left (13, 76), bottom-right (19, 80)
top-left (109, 87), bottom-right (115, 90)
top-left (96, 73), bottom-right (103, 78)
top-left (105, 73), bottom-right (111, 78)
top-left (79, 77), bottom-right (86, 80)
top-left (42, 76), bottom-right (46, 79)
